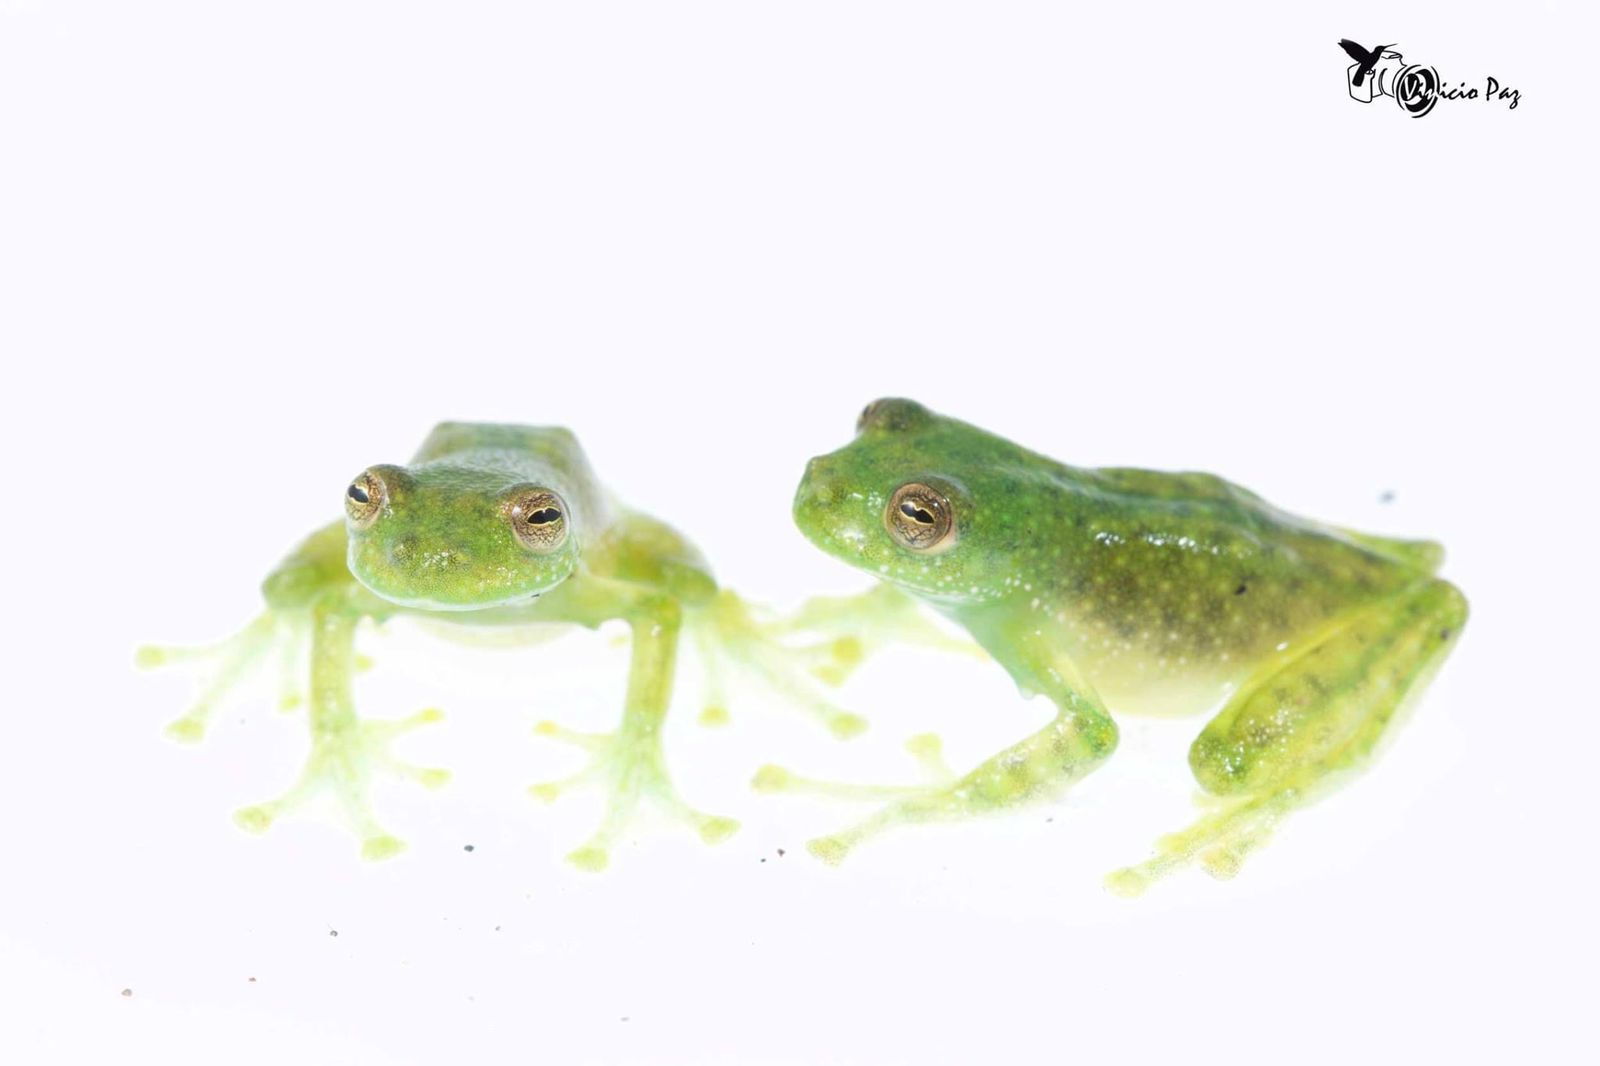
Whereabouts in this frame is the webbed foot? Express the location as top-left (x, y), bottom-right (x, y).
top-left (234, 707), bottom-right (451, 860)
top-left (753, 733), bottom-right (958, 865)
top-left (138, 613), bottom-right (302, 741)
top-left (529, 718), bottom-right (738, 871)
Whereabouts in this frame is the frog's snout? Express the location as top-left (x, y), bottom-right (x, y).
top-left (795, 457), bottom-right (844, 511)
top-left (387, 537), bottom-right (471, 572)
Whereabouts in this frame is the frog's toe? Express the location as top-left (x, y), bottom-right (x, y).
top-left (697, 705), bottom-right (731, 728)
top-left (360, 834), bottom-right (408, 862)
top-left (1103, 867), bottom-right (1152, 899)
top-left (566, 845), bottom-right (611, 872)
top-left (696, 815), bottom-right (741, 845)
top-left (233, 804), bottom-right (277, 834)
top-left (164, 715), bottom-right (209, 743)
top-left (806, 835), bottom-right (852, 866)
top-left (532, 719), bottom-right (610, 752)
top-left (826, 712), bottom-right (869, 739)
top-left (392, 763), bottom-right (452, 790)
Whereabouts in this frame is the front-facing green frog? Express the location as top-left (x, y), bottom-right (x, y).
top-left (142, 422), bottom-right (886, 869)
top-left (778, 398), bottom-right (1467, 893)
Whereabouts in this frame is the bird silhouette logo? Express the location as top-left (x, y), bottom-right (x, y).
top-left (1339, 38), bottom-right (1440, 117)
top-left (1338, 39), bottom-right (1393, 87)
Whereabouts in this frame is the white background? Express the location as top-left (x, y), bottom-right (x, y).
top-left (2, 2), bottom-right (1595, 1063)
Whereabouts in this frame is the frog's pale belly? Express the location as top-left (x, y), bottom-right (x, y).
top-left (1032, 587), bottom-right (1330, 718)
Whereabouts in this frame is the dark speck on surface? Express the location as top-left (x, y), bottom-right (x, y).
top-left (777, 848), bottom-right (786, 857)
top-left (464, 844), bottom-right (475, 852)
top-left (329, 929), bottom-right (339, 938)
top-left (248, 977), bottom-right (257, 983)
top-left (121, 988), bottom-right (132, 997)
top-left (1379, 490), bottom-right (1396, 504)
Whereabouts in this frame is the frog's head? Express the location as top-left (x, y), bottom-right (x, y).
top-left (342, 463), bottom-right (579, 611)
top-left (793, 398), bottom-right (1039, 606)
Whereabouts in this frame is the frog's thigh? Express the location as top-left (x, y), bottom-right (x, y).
top-left (1112, 579), bottom-right (1466, 894)
top-left (1189, 579), bottom-right (1467, 799)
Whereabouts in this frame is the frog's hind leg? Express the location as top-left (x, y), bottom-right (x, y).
top-left (232, 599), bottom-right (450, 860)
top-left (1106, 579), bottom-right (1468, 897)
top-left (137, 613), bottom-right (285, 741)
top-left (529, 595), bottom-right (739, 871)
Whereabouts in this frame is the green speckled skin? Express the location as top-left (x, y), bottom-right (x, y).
top-left (787, 399), bottom-right (1468, 891)
top-left (143, 422), bottom-right (872, 867)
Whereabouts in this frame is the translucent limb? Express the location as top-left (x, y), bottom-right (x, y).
top-left (771, 585), bottom-right (986, 685)
top-left (759, 632), bottom-right (1119, 868)
top-left (752, 733), bottom-right (955, 800)
top-left (1104, 791), bottom-right (1296, 898)
top-left (232, 604), bottom-right (449, 860)
top-left (693, 592), bottom-right (870, 739)
top-left (136, 613), bottom-right (285, 741)
top-left (529, 595), bottom-right (738, 871)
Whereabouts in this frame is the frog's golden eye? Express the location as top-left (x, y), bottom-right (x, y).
top-left (885, 482), bottom-right (956, 552)
top-left (344, 470), bottom-right (385, 528)
top-left (508, 490), bottom-right (569, 552)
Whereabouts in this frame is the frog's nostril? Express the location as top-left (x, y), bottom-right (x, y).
top-left (801, 458), bottom-right (842, 501)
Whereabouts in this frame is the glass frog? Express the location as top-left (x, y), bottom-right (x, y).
top-left (773, 398), bottom-right (1467, 893)
top-left (141, 422), bottom-right (906, 869)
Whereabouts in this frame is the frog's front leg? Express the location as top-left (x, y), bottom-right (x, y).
top-left (232, 592), bottom-right (450, 860)
top-left (137, 612), bottom-right (288, 741)
top-left (762, 584), bottom-right (983, 686)
top-left (528, 584), bottom-right (739, 871)
top-left (758, 628), bottom-right (1119, 865)
top-left (1107, 579), bottom-right (1468, 897)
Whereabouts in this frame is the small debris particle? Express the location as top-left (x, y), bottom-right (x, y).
top-left (121, 988), bottom-right (133, 998)
top-left (1440, 629), bottom-right (1452, 641)
top-left (1234, 584), bottom-right (1248, 596)
top-left (1379, 490), bottom-right (1396, 504)
top-left (494, 926), bottom-right (501, 932)
top-left (248, 977), bottom-right (257, 983)
top-left (759, 858), bottom-right (767, 863)
top-left (464, 844), bottom-right (475, 852)
top-left (621, 1017), bottom-right (630, 1023)
top-left (776, 848), bottom-right (786, 857)
top-left (1046, 817), bottom-right (1054, 823)
top-left (329, 929), bottom-right (339, 938)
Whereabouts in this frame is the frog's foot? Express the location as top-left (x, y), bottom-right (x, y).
top-left (529, 719), bottom-right (739, 872)
top-left (1104, 791), bottom-right (1297, 898)
top-left (138, 613), bottom-right (295, 741)
top-left (766, 585), bottom-right (985, 686)
top-left (233, 708), bottom-right (450, 860)
top-left (693, 594), bottom-right (871, 740)
top-left (753, 733), bottom-right (965, 863)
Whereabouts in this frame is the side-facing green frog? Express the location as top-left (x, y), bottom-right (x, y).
top-left (775, 398), bottom-right (1467, 893)
top-left (142, 422), bottom-right (890, 869)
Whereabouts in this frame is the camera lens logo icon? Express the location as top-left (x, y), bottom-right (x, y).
top-left (1340, 40), bottom-right (1440, 118)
